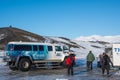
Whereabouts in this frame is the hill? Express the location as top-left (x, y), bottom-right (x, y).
top-left (0, 27), bottom-right (45, 49)
top-left (0, 26), bottom-right (79, 50)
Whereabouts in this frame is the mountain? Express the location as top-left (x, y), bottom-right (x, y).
top-left (0, 26), bottom-right (79, 50)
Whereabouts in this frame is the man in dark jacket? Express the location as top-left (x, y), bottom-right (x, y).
top-left (101, 53), bottom-right (113, 76)
top-left (86, 51), bottom-right (95, 71)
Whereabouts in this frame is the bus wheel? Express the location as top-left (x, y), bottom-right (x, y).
top-left (18, 58), bottom-right (31, 71)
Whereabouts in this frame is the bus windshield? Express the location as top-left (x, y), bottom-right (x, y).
top-left (6, 44), bottom-right (13, 51)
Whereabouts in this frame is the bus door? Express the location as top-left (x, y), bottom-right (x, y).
top-left (46, 46), bottom-right (54, 60)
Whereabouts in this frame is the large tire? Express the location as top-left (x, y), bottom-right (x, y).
top-left (18, 58), bottom-right (31, 71)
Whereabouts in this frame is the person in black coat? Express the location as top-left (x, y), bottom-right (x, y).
top-left (101, 53), bottom-right (113, 76)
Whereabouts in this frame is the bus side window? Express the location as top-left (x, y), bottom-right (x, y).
top-left (14, 45), bottom-right (32, 51)
top-left (48, 46), bottom-right (53, 51)
top-left (63, 46), bottom-right (69, 50)
top-left (39, 45), bottom-right (44, 51)
top-left (33, 45), bottom-right (38, 51)
top-left (55, 46), bottom-right (62, 51)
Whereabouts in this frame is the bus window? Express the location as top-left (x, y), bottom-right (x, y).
top-left (63, 46), bottom-right (69, 50)
top-left (48, 46), bottom-right (53, 51)
top-left (39, 45), bottom-right (44, 51)
top-left (33, 45), bottom-right (38, 51)
top-left (14, 45), bottom-right (32, 51)
top-left (55, 46), bottom-right (62, 51)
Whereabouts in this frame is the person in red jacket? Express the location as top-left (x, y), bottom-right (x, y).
top-left (65, 53), bottom-right (76, 75)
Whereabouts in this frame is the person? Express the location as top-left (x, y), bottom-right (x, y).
top-left (86, 51), bottom-right (95, 71)
top-left (101, 53), bottom-right (113, 76)
top-left (65, 52), bottom-right (76, 75)
top-left (97, 54), bottom-right (102, 68)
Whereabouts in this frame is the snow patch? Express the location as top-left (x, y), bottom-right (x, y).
top-left (0, 50), bottom-right (4, 65)
top-left (0, 51), bottom-right (6, 65)
top-left (0, 50), bottom-right (4, 57)
top-left (0, 34), bottom-right (5, 40)
top-left (48, 37), bottom-right (79, 48)
top-left (23, 35), bottom-right (38, 41)
top-left (114, 70), bottom-right (120, 76)
top-left (49, 37), bottom-right (71, 44)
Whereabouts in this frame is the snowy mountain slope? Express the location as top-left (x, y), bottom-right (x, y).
top-left (44, 36), bottom-right (80, 48)
top-left (74, 35), bottom-right (120, 58)
top-left (71, 40), bottom-right (106, 58)
top-left (72, 35), bottom-right (120, 58)
top-left (75, 35), bottom-right (120, 43)
top-left (0, 27), bottom-right (45, 49)
top-left (19, 34), bottom-right (108, 58)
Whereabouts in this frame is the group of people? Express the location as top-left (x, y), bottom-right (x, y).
top-left (86, 51), bottom-right (113, 76)
top-left (97, 52), bottom-right (113, 76)
top-left (65, 50), bottom-right (113, 76)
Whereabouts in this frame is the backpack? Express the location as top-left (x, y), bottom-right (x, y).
top-left (104, 56), bottom-right (109, 65)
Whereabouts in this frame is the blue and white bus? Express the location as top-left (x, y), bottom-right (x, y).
top-left (4, 42), bottom-right (69, 71)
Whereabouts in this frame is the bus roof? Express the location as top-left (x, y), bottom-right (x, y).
top-left (8, 42), bottom-right (61, 46)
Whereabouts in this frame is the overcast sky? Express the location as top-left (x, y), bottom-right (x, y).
top-left (0, 0), bottom-right (120, 39)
